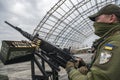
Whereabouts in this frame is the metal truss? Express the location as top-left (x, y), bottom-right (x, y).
top-left (33, 0), bottom-right (118, 49)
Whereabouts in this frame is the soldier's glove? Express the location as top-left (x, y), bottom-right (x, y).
top-left (66, 61), bottom-right (74, 69)
top-left (66, 61), bottom-right (75, 73)
top-left (78, 66), bottom-right (88, 75)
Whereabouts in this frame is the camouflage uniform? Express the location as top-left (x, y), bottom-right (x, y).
top-left (67, 24), bottom-right (120, 80)
top-left (66, 4), bottom-right (120, 80)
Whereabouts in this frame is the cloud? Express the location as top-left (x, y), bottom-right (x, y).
top-left (0, 0), bottom-right (58, 47)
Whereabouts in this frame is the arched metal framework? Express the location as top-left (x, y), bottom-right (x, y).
top-left (33, 0), bottom-right (119, 49)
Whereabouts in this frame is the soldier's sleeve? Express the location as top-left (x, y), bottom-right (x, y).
top-left (67, 68), bottom-right (93, 80)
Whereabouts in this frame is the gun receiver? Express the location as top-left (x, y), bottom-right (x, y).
top-left (4, 21), bottom-right (77, 68)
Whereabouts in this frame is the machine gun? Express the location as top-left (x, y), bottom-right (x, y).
top-left (0, 21), bottom-right (86, 80)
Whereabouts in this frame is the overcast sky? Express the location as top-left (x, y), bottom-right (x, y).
top-left (0, 0), bottom-right (58, 47)
top-left (1, 0), bottom-right (119, 49)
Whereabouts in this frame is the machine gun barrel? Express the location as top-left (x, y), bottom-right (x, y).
top-left (4, 21), bottom-right (76, 68)
top-left (5, 21), bottom-right (34, 41)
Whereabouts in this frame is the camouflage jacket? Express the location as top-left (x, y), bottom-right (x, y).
top-left (67, 24), bottom-right (120, 80)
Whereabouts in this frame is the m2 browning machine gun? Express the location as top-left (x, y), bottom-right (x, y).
top-left (0, 21), bottom-right (86, 80)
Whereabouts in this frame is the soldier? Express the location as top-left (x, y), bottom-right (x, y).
top-left (66, 4), bottom-right (120, 80)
